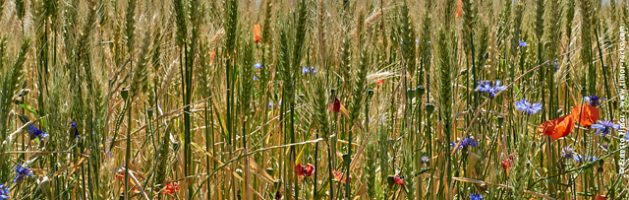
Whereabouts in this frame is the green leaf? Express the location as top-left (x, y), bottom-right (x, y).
top-left (19, 103), bottom-right (38, 115)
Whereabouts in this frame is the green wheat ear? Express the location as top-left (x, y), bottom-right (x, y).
top-left (0, 38), bottom-right (6, 77)
top-left (0, 39), bottom-right (29, 138)
top-left (15, 0), bottom-right (25, 19)
top-left (396, 1), bottom-right (416, 76)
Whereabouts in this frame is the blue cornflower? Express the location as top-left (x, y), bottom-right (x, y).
top-left (268, 101), bottom-right (274, 109)
top-left (26, 123), bottom-right (48, 140)
top-left (591, 120), bottom-right (620, 136)
top-left (584, 95), bottom-right (600, 106)
top-left (518, 40), bottom-right (529, 48)
top-left (461, 137), bottom-right (478, 147)
top-left (71, 121), bottom-right (80, 139)
top-left (475, 81), bottom-right (492, 92)
top-left (515, 99), bottom-right (542, 115)
top-left (572, 154), bottom-right (597, 163)
top-left (302, 66), bottom-right (317, 75)
top-left (452, 136), bottom-right (478, 150)
top-left (475, 80), bottom-right (507, 98)
top-left (0, 184), bottom-right (8, 200)
top-left (18, 115), bottom-right (47, 140)
top-left (561, 146), bottom-right (575, 159)
top-left (624, 130), bottom-right (629, 141)
top-left (518, 40), bottom-right (527, 47)
top-left (13, 164), bottom-right (32, 183)
top-left (469, 193), bottom-right (483, 200)
top-left (253, 75), bottom-right (259, 81)
top-left (253, 63), bottom-right (263, 69)
top-left (420, 155), bottom-right (430, 163)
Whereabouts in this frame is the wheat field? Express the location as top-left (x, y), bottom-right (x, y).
top-left (0, 0), bottom-right (627, 199)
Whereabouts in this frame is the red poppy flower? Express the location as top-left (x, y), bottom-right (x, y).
top-left (253, 24), bottom-right (262, 44)
top-left (501, 154), bottom-right (515, 176)
top-left (570, 104), bottom-right (599, 127)
top-left (376, 79), bottom-right (384, 86)
top-left (329, 98), bottom-right (341, 112)
top-left (295, 163), bottom-right (315, 177)
top-left (115, 169), bottom-right (142, 193)
top-left (162, 180), bottom-right (179, 195)
top-left (393, 174), bottom-right (405, 186)
top-left (115, 170), bottom-right (125, 181)
top-left (328, 98), bottom-right (349, 117)
top-left (455, 0), bottom-right (463, 18)
top-left (333, 170), bottom-right (350, 184)
top-left (209, 50), bottom-right (216, 65)
top-left (595, 195), bottom-right (607, 200)
top-left (538, 115), bottom-right (575, 140)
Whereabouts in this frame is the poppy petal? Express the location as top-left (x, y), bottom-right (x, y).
top-left (455, 0), bottom-right (463, 17)
top-left (570, 104), bottom-right (599, 127)
top-left (538, 115), bottom-right (575, 140)
top-left (328, 98), bottom-right (341, 113)
top-left (253, 24), bottom-right (262, 43)
top-left (393, 175), bottom-right (405, 186)
top-left (595, 195), bottom-right (607, 200)
top-left (295, 164), bottom-right (305, 176)
top-left (303, 163), bottom-right (315, 177)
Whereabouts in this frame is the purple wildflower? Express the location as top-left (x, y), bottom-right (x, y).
top-left (518, 40), bottom-right (527, 47)
top-left (71, 121), bottom-right (80, 139)
top-left (469, 193), bottom-right (483, 200)
top-left (561, 146), bottom-right (575, 159)
top-left (302, 66), bottom-right (317, 75)
top-left (584, 95), bottom-right (600, 107)
top-left (475, 81), bottom-right (492, 92)
top-left (515, 99), bottom-right (542, 115)
top-left (26, 123), bottom-right (48, 140)
top-left (572, 154), bottom-right (598, 163)
top-left (452, 136), bottom-right (478, 150)
top-left (475, 80), bottom-right (507, 98)
top-left (253, 63), bottom-right (263, 69)
top-left (253, 75), bottom-right (259, 81)
top-left (13, 164), bottom-right (32, 183)
top-left (0, 184), bottom-right (8, 200)
top-left (591, 120), bottom-right (620, 137)
top-left (420, 155), bottom-right (430, 163)
top-left (18, 115), bottom-right (48, 140)
top-left (461, 137), bottom-right (478, 147)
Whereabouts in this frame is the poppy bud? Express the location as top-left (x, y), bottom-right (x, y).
top-left (497, 115), bottom-right (505, 125)
top-left (343, 154), bottom-right (351, 165)
top-left (416, 85), bottom-right (425, 96)
top-left (425, 103), bottom-right (435, 113)
top-left (121, 88), bottom-right (129, 100)
top-left (266, 167), bottom-right (274, 175)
